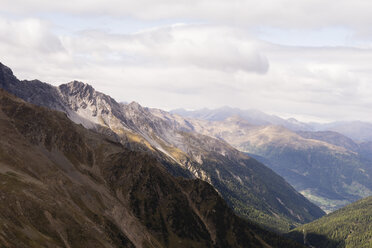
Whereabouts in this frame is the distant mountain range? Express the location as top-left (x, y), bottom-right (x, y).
top-left (0, 62), bottom-right (324, 232)
top-left (171, 107), bottom-right (313, 131)
top-left (171, 108), bottom-right (372, 142)
top-left (312, 121), bottom-right (372, 142)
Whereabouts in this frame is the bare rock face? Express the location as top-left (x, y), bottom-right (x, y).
top-left (0, 62), bottom-right (325, 232)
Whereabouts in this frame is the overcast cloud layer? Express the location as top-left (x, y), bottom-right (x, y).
top-left (1, 0), bottom-right (372, 122)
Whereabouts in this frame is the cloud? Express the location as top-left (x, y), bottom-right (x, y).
top-left (0, 12), bottom-right (372, 122)
top-left (0, 17), bottom-right (75, 82)
top-left (233, 43), bottom-right (372, 121)
top-left (3, 0), bottom-right (372, 31)
top-left (0, 18), bottom-right (63, 53)
top-left (65, 25), bottom-right (269, 73)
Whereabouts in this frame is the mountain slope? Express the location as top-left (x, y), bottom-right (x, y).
top-left (0, 89), bottom-right (306, 248)
top-left (297, 130), bottom-right (372, 162)
top-left (288, 196), bottom-right (372, 248)
top-left (296, 130), bottom-right (360, 152)
top-left (184, 116), bottom-right (372, 213)
top-left (0, 62), bottom-right (325, 232)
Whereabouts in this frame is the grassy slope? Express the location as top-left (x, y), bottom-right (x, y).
top-left (288, 196), bottom-right (372, 248)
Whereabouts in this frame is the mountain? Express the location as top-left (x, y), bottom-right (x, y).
top-left (172, 107), bottom-right (372, 142)
top-left (171, 107), bottom-right (313, 131)
top-left (296, 130), bottom-right (360, 152)
top-left (312, 121), bottom-right (372, 142)
top-left (0, 88), bottom-right (307, 248)
top-left (358, 141), bottom-right (372, 161)
top-left (296, 130), bottom-right (372, 161)
top-left (288, 195), bottom-right (372, 248)
top-left (0, 62), bottom-right (325, 232)
top-left (184, 116), bottom-right (372, 213)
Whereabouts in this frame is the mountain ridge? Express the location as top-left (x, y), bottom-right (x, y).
top-left (171, 107), bottom-right (313, 131)
top-left (0, 62), bottom-right (325, 232)
top-left (172, 106), bottom-right (372, 142)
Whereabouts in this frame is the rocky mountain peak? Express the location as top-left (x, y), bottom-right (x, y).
top-left (55, 80), bottom-right (130, 132)
top-left (59, 81), bottom-right (95, 98)
top-left (123, 101), bottom-right (149, 119)
top-left (127, 101), bottom-right (143, 110)
top-left (0, 62), bottom-right (18, 87)
top-left (0, 62), bottom-right (13, 76)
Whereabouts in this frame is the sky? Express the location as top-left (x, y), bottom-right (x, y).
top-left (1, 0), bottom-right (372, 123)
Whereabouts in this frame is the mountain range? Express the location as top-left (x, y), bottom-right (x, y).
top-left (2, 61), bottom-right (372, 247)
top-left (171, 107), bottom-right (313, 131)
top-left (171, 108), bottom-right (372, 142)
top-left (170, 112), bottom-right (372, 212)
top-left (0, 88), bottom-right (306, 247)
top-left (0, 62), bottom-right (324, 232)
